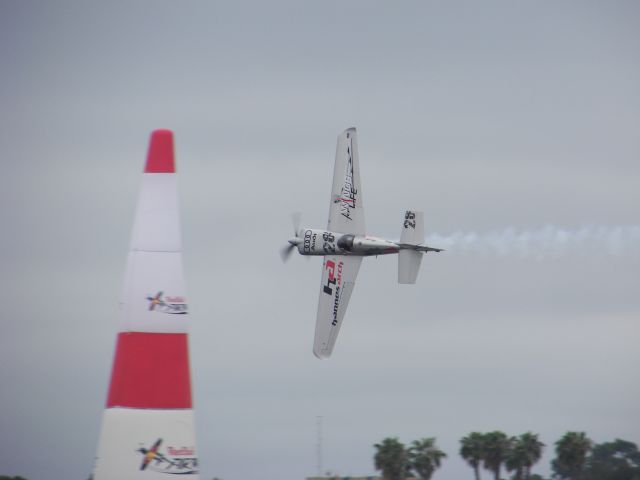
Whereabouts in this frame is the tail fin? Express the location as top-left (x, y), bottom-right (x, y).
top-left (400, 210), bottom-right (424, 245)
top-left (398, 211), bottom-right (424, 284)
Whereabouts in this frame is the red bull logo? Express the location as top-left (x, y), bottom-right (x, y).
top-left (146, 291), bottom-right (188, 314)
top-left (138, 438), bottom-right (198, 475)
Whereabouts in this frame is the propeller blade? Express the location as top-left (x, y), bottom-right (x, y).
top-left (291, 212), bottom-right (301, 236)
top-left (280, 243), bottom-right (295, 262)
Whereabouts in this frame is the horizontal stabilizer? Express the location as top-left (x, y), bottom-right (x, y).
top-left (398, 249), bottom-right (423, 284)
top-left (397, 210), bottom-right (443, 283)
top-left (397, 243), bottom-right (444, 253)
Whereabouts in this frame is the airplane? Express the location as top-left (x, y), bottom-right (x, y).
top-left (138, 438), bottom-right (165, 470)
top-left (281, 127), bottom-right (443, 359)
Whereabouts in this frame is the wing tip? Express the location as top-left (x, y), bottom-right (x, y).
top-left (313, 347), bottom-right (330, 360)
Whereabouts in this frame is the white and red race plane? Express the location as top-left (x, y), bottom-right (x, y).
top-left (281, 127), bottom-right (443, 359)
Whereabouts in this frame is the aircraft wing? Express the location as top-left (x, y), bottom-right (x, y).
top-left (327, 128), bottom-right (365, 235)
top-left (313, 255), bottom-right (363, 358)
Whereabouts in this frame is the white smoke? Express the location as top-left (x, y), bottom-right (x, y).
top-left (426, 225), bottom-right (640, 259)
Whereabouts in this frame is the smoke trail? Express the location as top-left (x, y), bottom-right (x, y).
top-left (426, 225), bottom-right (640, 259)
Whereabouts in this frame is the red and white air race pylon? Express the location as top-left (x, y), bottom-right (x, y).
top-left (94, 130), bottom-right (199, 479)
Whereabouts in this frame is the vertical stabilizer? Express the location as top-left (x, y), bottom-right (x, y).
top-left (94, 130), bottom-right (199, 479)
top-left (398, 210), bottom-right (425, 284)
top-left (399, 210), bottom-right (424, 245)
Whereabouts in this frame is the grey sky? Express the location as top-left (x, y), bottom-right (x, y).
top-left (1, 1), bottom-right (639, 479)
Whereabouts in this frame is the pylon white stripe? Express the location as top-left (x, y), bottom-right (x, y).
top-left (120, 251), bottom-right (188, 333)
top-left (131, 174), bottom-right (182, 253)
top-left (94, 408), bottom-right (199, 479)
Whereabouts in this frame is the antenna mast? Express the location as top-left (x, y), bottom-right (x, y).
top-left (316, 415), bottom-right (324, 477)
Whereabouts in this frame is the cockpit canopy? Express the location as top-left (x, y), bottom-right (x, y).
top-left (337, 234), bottom-right (355, 251)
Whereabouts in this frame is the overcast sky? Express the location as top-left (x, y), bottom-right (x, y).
top-left (1, 1), bottom-right (639, 479)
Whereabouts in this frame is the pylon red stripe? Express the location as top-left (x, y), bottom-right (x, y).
top-left (107, 332), bottom-right (192, 409)
top-left (144, 129), bottom-right (175, 173)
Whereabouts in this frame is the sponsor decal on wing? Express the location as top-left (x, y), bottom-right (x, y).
top-left (137, 438), bottom-right (198, 475)
top-left (146, 292), bottom-right (188, 315)
top-left (334, 135), bottom-right (357, 221)
top-left (322, 260), bottom-right (344, 326)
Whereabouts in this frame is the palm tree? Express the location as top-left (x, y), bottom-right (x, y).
top-left (586, 438), bottom-right (640, 479)
top-left (374, 437), bottom-right (411, 480)
top-left (520, 433), bottom-right (544, 479)
top-left (507, 433), bottom-right (544, 480)
top-left (408, 437), bottom-right (447, 480)
top-left (506, 435), bottom-right (527, 480)
top-left (460, 432), bottom-right (486, 480)
top-left (552, 431), bottom-right (592, 480)
top-left (482, 431), bottom-right (511, 480)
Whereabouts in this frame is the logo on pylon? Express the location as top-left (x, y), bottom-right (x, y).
top-left (137, 438), bottom-right (198, 475)
top-left (146, 292), bottom-right (188, 314)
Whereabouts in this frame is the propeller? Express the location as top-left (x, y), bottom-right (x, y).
top-left (280, 212), bottom-right (303, 262)
top-left (291, 211), bottom-right (301, 234)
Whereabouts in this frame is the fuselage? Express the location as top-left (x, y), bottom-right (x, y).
top-left (297, 228), bottom-right (400, 256)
